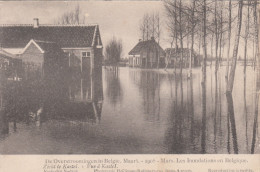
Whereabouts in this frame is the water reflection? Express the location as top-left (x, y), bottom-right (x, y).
top-left (0, 67), bottom-right (104, 135)
top-left (0, 66), bottom-right (259, 154)
top-left (251, 71), bottom-right (259, 154)
top-left (226, 92), bottom-right (238, 154)
top-left (201, 79), bottom-right (206, 154)
top-left (105, 69), bottom-right (122, 107)
top-left (129, 70), bottom-right (163, 121)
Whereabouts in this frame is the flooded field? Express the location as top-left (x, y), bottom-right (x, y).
top-left (0, 66), bottom-right (259, 154)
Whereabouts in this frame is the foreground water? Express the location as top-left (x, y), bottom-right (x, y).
top-left (0, 66), bottom-right (259, 154)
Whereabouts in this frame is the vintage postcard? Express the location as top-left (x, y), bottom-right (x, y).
top-left (0, 0), bottom-right (259, 172)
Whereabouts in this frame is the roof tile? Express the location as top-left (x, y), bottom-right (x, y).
top-left (0, 25), bottom-right (97, 48)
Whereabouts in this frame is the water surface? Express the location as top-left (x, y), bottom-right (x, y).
top-left (0, 66), bottom-right (259, 154)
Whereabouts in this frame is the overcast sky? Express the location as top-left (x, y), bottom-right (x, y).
top-left (0, 1), bottom-right (255, 59)
top-left (0, 1), bottom-right (166, 58)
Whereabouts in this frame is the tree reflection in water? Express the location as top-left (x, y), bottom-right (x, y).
top-left (251, 70), bottom-right (259, 154)
top-left (0, 66), bottom-right (259, 154)
top-left (164, 74), bottom-right (199, 154)
top-left (105, 68), bottom-right (122, 107)
top-left (129, 70), bottom-right (163, 122)
top-left (201, 78), bottom-right (206, 154)
top-left (226, 91), bottom-right (238, 154)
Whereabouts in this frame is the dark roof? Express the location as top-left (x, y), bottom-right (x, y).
top-left (34, 40), bottom-right (62, 53)
top-left (129, 39), bottom-right (165, 56)
top-left (0, 25), bottom-right (98, 48)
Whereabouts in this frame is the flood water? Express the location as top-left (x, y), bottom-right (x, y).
top-left (0, 66), bottom-right (259, 154)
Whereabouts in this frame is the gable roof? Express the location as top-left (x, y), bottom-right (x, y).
top-left (0, 49), bottom-right (16, 59)
top-left (22, 39), bottom-right (63, 55)
top-left (129, 39), bottom-right (165, 56)
top-left (0, 24), bottom-right (100, 49)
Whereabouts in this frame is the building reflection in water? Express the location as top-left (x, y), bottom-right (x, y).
top-left (0, 65), bottom-right (104, 135)
top-left (0, 66), bottom-right (259, 154)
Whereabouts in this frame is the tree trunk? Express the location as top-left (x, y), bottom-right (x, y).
top-left (214, 0), bottom-right (219, 74)
top-left (189, 0), bottom-right (195, 76)
top-left (179, 0), bottom-right (183, 75)
top-left (243, 3), bottom-right (249, 76)
top-left (253, 0), bottom-right (259, 72)
top-left (174, 37), bottom-right (178, 74)
top-left (174, 0), bottom-right (178, 75)
top-left (157, 15), bottom-right (160, 69)
top-left (210, 34), bottom-right (213, 68)
top-left (166, 39), bottom-right (174, 70)
top-left (227, 0), bottom-right (243, 93)
top-left (202, 0), bottom-right (207, 83)
top-left (219, 7), bottom-right (223, 68)
top-left (225, 0), bottom-right (232, 80)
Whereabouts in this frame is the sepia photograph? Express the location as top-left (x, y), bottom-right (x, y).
top-left (0, 0), bottom-right (259, 155)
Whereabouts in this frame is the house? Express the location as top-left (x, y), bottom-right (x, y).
top-left (128, 37), bottom-right (165, 68)
top-left (165, 48), bottom-right (201, 68)
top-left (20, 39), bottom-right (65, 80)
top-left (0, 49), bottom-right (22, 79)
top-left (0, 18), bottom-right (103, 79)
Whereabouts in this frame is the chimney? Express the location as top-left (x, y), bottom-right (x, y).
top-left (33, 18), bottom-right (39, 28)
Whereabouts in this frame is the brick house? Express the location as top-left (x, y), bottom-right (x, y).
top-left (0, 18), bottom-right (103, 79)
top-left (128, 37), bottom-right (165, 68)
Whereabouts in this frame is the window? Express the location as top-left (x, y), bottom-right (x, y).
top-left (82, 51), bottom-right (91, 58)
top-left (81, 51), bottom-right (91, 73)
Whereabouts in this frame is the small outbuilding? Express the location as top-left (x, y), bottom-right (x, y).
top-left (20, 39), bottom-right (65, 80)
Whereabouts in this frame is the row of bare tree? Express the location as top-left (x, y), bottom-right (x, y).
top-left (164, 0), bottom-right (259, 93)
top-left (139, 12), bottom-right (162, 43)
top-left (55, 5), bottom-right (85, 25)
top-left (139, 12), bottom-right (162, 68)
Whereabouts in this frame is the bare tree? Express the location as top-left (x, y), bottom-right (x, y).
top-left (105, 37), bottom-right (123, 73)
top-left (155, 13), bottom-right (162, 68)
top-left (253, 0), bottom-right (259, 70)
top-left (56, 5), bottom-right (85, 25)
top-left (225, 0), bottom-right (232, 80)
top-left (178, 0), bottom-right (185, 75)
top-left (188, 0), bottom-right (196, 77)
top-left (202, 0), bottom-right (207, 83)
top-left (165, 0), bottom-right (190, 75)
top-left (243, 2), bottom-right (250, 76)
top-left (214, 0), bottom-right (220, 74)
top-left (227, 0), bottom-right (244, 92)
top-left (139, 11), bottom-right (162, 68)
